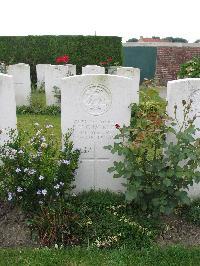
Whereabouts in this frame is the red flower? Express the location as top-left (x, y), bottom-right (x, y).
top-left (56, 55), bottom-right (70, 63)
top-left (107, 57), bottom-right (113, 62)
top-left (115, 124), bottom-right (120, 129)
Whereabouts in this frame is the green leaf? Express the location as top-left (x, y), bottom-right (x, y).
top-left (163, 178), bottom-right (171, 187)
top-left (125, 190), bottom-right (137, 202)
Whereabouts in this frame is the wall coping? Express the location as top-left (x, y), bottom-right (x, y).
top-left (123, 42), bottom-right (200, 48)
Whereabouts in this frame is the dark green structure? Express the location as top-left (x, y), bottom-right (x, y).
top-left (123, 46), bottom-right (157, 82)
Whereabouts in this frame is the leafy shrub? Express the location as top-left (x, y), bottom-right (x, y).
top-left (29, 201), bottom-right (81, 247)
top-left (0, 123), bottom-right (80, 212)
top-left (178, 57), bottom-right (200, 78)
top-left (17, 105), bottom-right (61, 116)
top-left (105, 92), bottom-right (200, 215)
top-left (29, 191), bottom-right (154, 248)
top-left (181, 199), bottom-right (200, 226)
top-left (0, 35), bottom-right (122, 82)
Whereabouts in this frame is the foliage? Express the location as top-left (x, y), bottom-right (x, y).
top-left (194, 39), bottom-right (200, 43)
top-left (178, 57), bottom-right (200, 78)
top-left (0, 124), bottom-right (80, 212)
top-left (29, 190), bottom-right (154, 248)
top-left (0, 35), bottom-right (122, 82)
top-left (181, 199), bottom-right (200, 226)
top-left (29, 201), bottom-right (81, 247)
top-left (105, 92), bottom-right (200, 215)
top-left (126, 38), bottom-right (138, 42)
top-left (17, 105), bottom-right (61, 116)
top-left (163, 37), bottom-right (188, 43)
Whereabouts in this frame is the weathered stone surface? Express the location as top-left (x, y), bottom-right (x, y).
top-left (167, 78), bottom-right (200, 198)
top-left (82, 65), bottom-right (105, 74)
top-left (61, 74), bottom-right (139, 192)
top-left (0, 74), bottom-right (17, 145)
top-left (7, 63), bottom-right (31, 106)
top-left (45, 65), bottom-right (76, 106)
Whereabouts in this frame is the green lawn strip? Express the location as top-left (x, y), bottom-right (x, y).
top-left (17, 114), bottom-right (61, 143)
top-left (0, 246), bottom-right (200, 266)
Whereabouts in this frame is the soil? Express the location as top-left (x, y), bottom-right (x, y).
top-left (157, 215), bottom-right (200, 247)
top-left (0, 201), bottom-right (199, 247)
top-left (0, 201), bottom-right (37, 247)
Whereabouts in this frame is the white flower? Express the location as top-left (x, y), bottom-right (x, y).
top-left (28, 169), bottom-right (36, 175)
top-left (36, 130), bottom-right (41, 136)
top-left (42, 189), bottom-right (47, 196)
top-left (34, 122), bottom-right (39, 126)
top-left (41, 143), bottom-right (48, 149)
top-left (59, 182), bottom-right (64, 186)
top-left (54, 184), bottom-right (60, 189)
top-left (18, 150), bottom-right (24, 154)
top-left (71, 193), bottom-right (77, 197)
top-left (24, 168), bottom-right (29, 173)
top-left (39, 175), bottom-right (44, 180)
top-left (37, 189), bottom-right (41, 195)
top-left (56, 192), bottom-right (60, 196)
top-left (60, 159), bottom-right (70, 165)
top-left (17, 186), bottom-right (23, 193)
top-left (39, 200), bottom-right (43, 205)
top-left (15, 168), bottom-right (21, 173)
top-left (8, 192), bottom-right (13, 201)
top-left (55, 244), bottom-right (58, 249)
top-left (40, 136), bottom-right (46, 142)
top-left (37, 151), bottom-right (42, 157)
top-left (46, 124), bottom-right (53, 129)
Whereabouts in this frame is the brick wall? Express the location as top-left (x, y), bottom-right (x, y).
top-left (155, 47), bottom-right (200, 85)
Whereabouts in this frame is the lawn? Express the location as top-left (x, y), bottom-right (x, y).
top-left (0, 246), bottom-right (200, 266)
top-left (17, 114), bottom-right (61, 143)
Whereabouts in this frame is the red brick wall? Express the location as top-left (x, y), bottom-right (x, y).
top-left (155, 47), bottom-right (200, 85)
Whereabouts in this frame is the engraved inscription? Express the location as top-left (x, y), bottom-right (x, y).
top-left (72, 119), bottom-right (115, 158)
top-left (73, 119), bottom-right (115, 140)
top-left (81, 84), bottom-right (112, 116)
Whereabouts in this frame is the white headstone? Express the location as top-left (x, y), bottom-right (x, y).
top-left (82, 65), bottom-right (105, 74)
top-left (61, 74), bottom-right (139, 192)
top-left (7, 63), bottom-right (31, 106)
top-left (116, 67), bottom-right (140, 84)
top-left (45, 64), bottom-right (76, 106)
top-left (0, 74), bottom-right (17, 145)
top-left (167, 78), bottom-right (200, 199)
top-left (36, 64), bottom-right (50, 89)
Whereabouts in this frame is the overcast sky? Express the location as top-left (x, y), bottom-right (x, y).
top-left (0, 0), bottom-right (199, 43)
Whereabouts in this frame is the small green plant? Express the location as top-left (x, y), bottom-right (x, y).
top-left (29, 190), bottom-right (154, 248)
top-left (178, 57), bottom-right (200, 78)
top-left (105, 96), bottom-right (200, 216)
top-left (29, 201), bottom-right (81, 247)
top-left (181, 199), bottom-right (200, 226)
top-left (0, 123), bottom-right (80, 212)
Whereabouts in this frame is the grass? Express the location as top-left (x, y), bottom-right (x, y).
top-left (17, 114), bottom-right (61, 142)
top-left (0, 246), bottom-right (200, 266)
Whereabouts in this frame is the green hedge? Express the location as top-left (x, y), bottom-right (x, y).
top-left (0, 35), bottom-right (122, 82)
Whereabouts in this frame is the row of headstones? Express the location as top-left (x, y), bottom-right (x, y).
top-left (1, 63), bottom-right (140, 106)
top-left (0, 72), bottom-right (200, 198)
